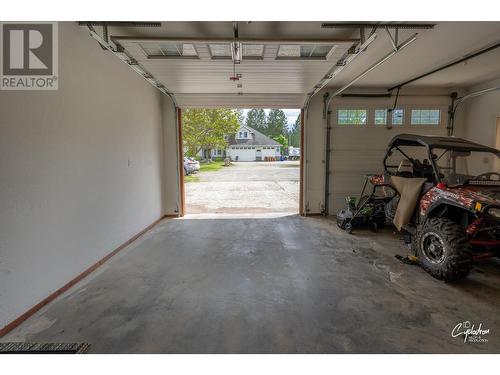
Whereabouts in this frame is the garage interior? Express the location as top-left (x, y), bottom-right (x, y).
top-left (1, 21), bottom-right (500, 353)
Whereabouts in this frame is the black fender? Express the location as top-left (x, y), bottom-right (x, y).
top-left (421, 198), bottom-right (475, 227)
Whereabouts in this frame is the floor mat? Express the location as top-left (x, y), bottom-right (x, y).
top-left (0, 342), bottom-right (90, 354)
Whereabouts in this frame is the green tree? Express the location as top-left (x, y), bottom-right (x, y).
top-left (245, 109), bottom-right (259, 129)
top-left (288, 114), bottom-right (301, 148)
top-left (273, 134), bottom-right (288, 150)
top-left (234, 108), bottom-right (245, 126)
top-left (183, 109), bottom-right (240, 157)
top-left (256, 109), bottom-right (267, 130)
top-left (266, 109), bottom-right (287, 138)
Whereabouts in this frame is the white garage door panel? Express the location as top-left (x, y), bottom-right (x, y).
top-left (331, 150), bottom-right (386, 172)
top-left (328, 124), bottom-right (448, 212)
top-left (262, 148), bottom-right (278, 158)
top-left (232, 148), bottom-right (255, 161)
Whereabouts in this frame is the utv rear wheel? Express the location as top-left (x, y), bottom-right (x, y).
top-left (416, 217), bottom-right (472, 281)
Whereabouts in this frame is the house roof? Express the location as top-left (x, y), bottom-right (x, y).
top-left (227, 126), bottom-right (281, 147)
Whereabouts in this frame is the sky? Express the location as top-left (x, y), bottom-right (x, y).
top-left (242, 108), bottom-right (300, 130)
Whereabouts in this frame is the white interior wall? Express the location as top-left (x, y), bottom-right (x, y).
top-left (0, 23), bottom-right (169, 329)
top-left (304, 87), bottom-right (461, 214)
top-left (304, 95), bottom-right (326, 214)
top-left (161, 97), bottom-right (181, 215)
top-left (463, 77), bottom-right (500, 148)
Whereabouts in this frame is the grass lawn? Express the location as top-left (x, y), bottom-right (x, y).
top-left (199, 162), bottom-right (224, 172)
top-left (185, 162), bottom-right (225, 183)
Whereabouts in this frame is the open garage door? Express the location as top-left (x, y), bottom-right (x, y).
top-left (179, 107), bottom-right (302, 215)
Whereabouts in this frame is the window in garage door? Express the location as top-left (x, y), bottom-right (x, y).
top-left (374, 109), bottom-right (404, 126)
top-left (411, 109), bottom-right (441, 125)
top-left (337, 109), bottom-right (367, 125)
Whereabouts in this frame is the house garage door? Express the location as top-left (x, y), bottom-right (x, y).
top-left (233, 148), bottom-right (255, 161)
top-left (262, 147), bottom-right (278, 159)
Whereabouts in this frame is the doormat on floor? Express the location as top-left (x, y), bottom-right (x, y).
top-left (0, 342), bottom-right (90, 354)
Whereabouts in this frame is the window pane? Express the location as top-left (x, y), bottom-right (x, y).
top-left (181, 44), bottom-right (197, 56)
top-left (300, 45), bottom-right (315, 57)
top-left (309, 45), bottom-right (333, 57)
top-left (375, 109), bottom-right (387, 125)
top-left (161, 44), bottom-right (180, 56)
top-left (142, 43), bottom-right (198, 57)
top-left (392, 109), bottom-right (404, 125)
top-left (209, 44), bottom-right (231, 57)
top-left (243, 44), bottom-right (264, 57)
top-left (278, 44), bottom-right (333, 58)
top-left (140, 43), bottom-right (162, 55)
top-left (338, 109), bottom-right (367, 125)
top-left (411, 109), bottom-right (440, 125)
top-left (278, 45), bottom-right (301, 57)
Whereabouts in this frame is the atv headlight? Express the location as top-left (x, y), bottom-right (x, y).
top-left (488, 207), bottom-right (500, 219)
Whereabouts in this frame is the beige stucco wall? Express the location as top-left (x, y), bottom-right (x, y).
top-left (464, 77), bottom-right (500, 147)
top-left (0, 22), bottom-right (174, 329)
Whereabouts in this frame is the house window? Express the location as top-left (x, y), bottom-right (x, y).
top-left (239, 132), bottom-right (242, 138)
top-left (374, 109), bottom-right (387, 125)
top-left (411, 109), bottom-right (441, 125)
top-left (244, 132), bottom-right (248, 138)
top-left (338, 109), bottom-right (367, 125)
top-left (217, 149), bottom-right (222, 155)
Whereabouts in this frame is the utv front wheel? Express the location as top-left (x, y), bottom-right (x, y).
top-left (416, 217), bottom-right (472, 281)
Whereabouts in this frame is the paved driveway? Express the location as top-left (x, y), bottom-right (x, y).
top-left (186, 161), bottom-right (299, 214)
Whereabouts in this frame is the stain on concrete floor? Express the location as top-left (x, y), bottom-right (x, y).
top-left (2, 215), bottom-right (500, 353)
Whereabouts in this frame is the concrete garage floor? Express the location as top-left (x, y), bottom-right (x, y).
top-left (2, 215), bottom-right (500, 353)
top-left (185, 161), bottom-right (299, 214)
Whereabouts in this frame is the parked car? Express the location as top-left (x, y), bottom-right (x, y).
top-left (187, 157), bottom-right (200, 171)
top-left (184, 157), bottom-right (196, 175)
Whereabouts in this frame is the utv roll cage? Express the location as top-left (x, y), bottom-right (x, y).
top-left (383, 134), bottom-right (500, 183)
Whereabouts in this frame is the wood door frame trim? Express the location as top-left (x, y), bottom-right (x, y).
top-left (299, 108), bottom-right (305, 216)
top-left (177, 107), bottom-right (185, 217)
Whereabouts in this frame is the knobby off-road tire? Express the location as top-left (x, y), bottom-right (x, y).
top-left (415, 217), bottom-right (472, 281)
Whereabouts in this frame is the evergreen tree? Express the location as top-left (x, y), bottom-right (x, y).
top-left (234, 109), bottom-right (245, 126)
top-left (288, 114), bottom-right (301, 147)
top-left (266, 109), bottom-right (287, 138)
top-left (256, 109), bottom-right (267, 131)
top-left (245, 109), bottom-right (259, 129)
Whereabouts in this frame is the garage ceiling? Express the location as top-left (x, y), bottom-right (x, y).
top-left (97, 22), bottom-right (500, 108)
top-left (330, 22), bottom-right (500, 89)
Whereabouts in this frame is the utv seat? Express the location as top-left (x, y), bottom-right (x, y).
top-left (396, 159), bottom-right (414, 178)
